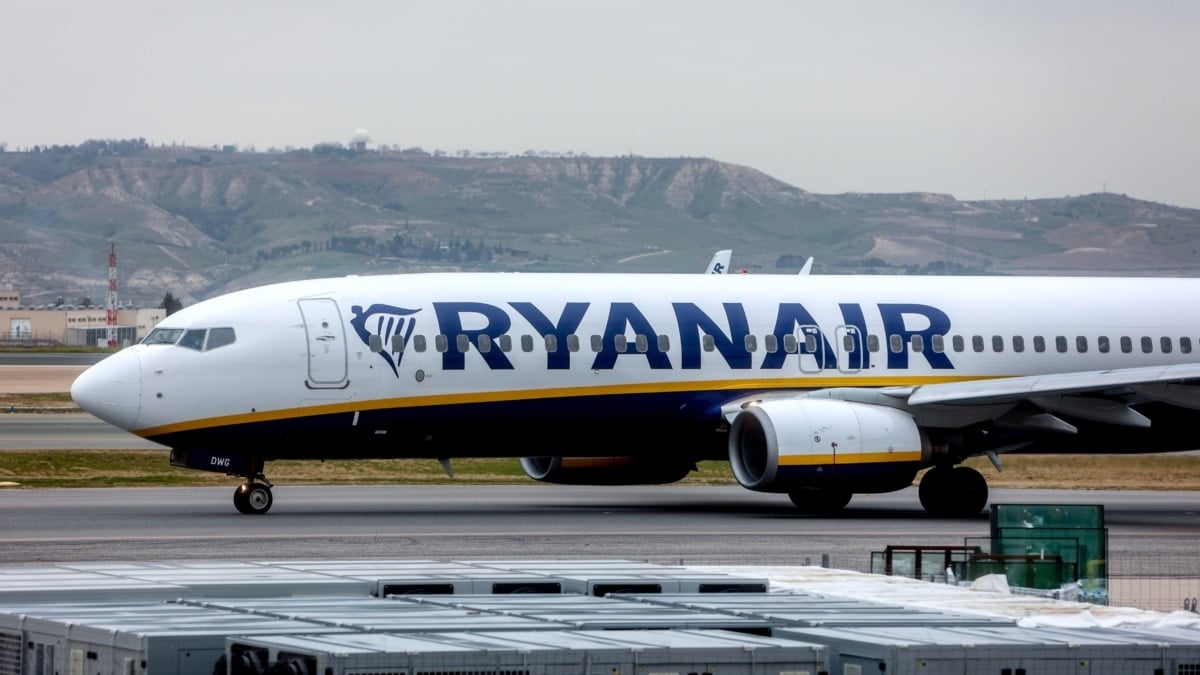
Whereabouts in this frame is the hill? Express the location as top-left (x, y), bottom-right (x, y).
top-left (2, 143), bottom-right (1199, 306)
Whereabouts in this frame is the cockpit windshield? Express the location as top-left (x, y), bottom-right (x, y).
top-left (142, 327), bottom-right (237, 351)
top-left (143, 328), bottom-right (185, 345)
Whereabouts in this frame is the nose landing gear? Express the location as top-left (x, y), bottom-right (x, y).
top-left (233, 475), bottom-right (274, 515)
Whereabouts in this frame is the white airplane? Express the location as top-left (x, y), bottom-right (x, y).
top-left (71, 272), bottom-right (1200, 515)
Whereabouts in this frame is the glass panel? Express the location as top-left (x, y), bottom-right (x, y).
top-left (764, 334), bottom-right (779, 353)
top-left (143, 328), bottom-right (184, 345)
top-left (206, 327), bottom-right (236, 350)
top-left (178, 329), bottom-right (207, 351)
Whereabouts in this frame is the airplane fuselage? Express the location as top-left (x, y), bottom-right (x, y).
top-left (71, 272), bottom-right (1200, 513)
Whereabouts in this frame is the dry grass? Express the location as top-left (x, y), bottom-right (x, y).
top-left (2, 451), bottom-right (1199, 490)
top-left (960, 453), bottom-right (1200, 490)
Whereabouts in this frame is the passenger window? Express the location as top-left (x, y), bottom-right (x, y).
top-left (745, 335), bottom-right (758, 352)
top-left (1141, 336), bottom-right (1153, 354)
top-left (657, 334), bottom-right (670, 352)
top-left (456, 334), bottom-right (470, 353)
top-left (702, 334), bottom-right (715, 352)
top-left (804, 334), bottom-right (818, 353)
top-left (1076, 336), bottom-right (1088, 353)
top-left (784, 334), bottom-right (798, 353)
top-left (369, 335), bottom-right (383, 352)
top-left (866, 335), bottom-right (879, 353)
top-left (614, 335), bottom-right (628, 353)
top-left (991, 336), bottom-right (1003, 353)
top-left (412, 335), bottom-right (427, 352)
top-left (911, 335), bottom-right (924, 353)
top-left (207, 327), bottom-right (236, 350)
top-left (931, 335), bottom-right (945, 353)
top-left (844, 334), bottom-right (857, 353)
top-left (635, 334), bottom-right (648, 353)
top-left (1162, 337), bottom-right (1173, 354)
top-left (971, 336), bottom-right (984, 353)
top-left (1033, 336), bottom-right (1045, 353)
top-left (478, 334), bottom-right (492, 353)
top-left (764, 334), bottom-right (779, 354)
top-left (1012, 336), bottom-right (1024, 353)
top-left (889, 334), bottom-right (903, 354)
top-left (144, 328), bottom-right (184, 345)
top-left (1097, 336), bottom-right (1109, 353)
top-left (179, 329), bottom-right (207, 351)
top-left (1055, 336), bottom-right (1068, 353)
top-left (545, 334), bottom-right (558, 353)
top-left (952, 335), bottom-right (965, 353)
top-left (1120, 336), bottom-right (1132, 353)
top-left (1182, 337), bottom-right (1193, 354)
top-left (521, 335), bottom-right (534, 352)
top-left (568, 334), bottom-right (581, 352)
top-left (498, 335), bottom-right (512, 352)
top-left (392, 334), bottom-right (406, 352)
top-left (590, 334), bottom-right (603, 352)
top-left (435, 335), bottom-right (449, 353)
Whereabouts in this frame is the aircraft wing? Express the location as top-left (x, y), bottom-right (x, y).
top-left (904, 362), bottom-right (1200, 407)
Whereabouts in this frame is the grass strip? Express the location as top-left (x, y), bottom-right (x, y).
top-left (1, 450), bottom-right (1198, 490)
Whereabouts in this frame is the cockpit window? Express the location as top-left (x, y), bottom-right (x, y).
top-left (141, 326), bottom-right (236, 351)
top-left (179, 329), bottom-right (207, 351)
top-left (144, 328), bottom-right (184, 345)
top-left (206, 327), bottom-right (236, 350)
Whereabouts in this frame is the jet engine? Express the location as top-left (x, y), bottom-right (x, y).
top-left (520, 456), bottom-right (696, 485)
top-left (728, 398), bottom-right (929, 494)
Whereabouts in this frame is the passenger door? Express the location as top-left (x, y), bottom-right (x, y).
top-left (298, 298), bottom-right (348, 388)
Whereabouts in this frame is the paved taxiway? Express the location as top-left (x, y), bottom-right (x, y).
top-left (1, 484), bottom-right (1196, 567)
top-left (0, 413), bottom-right (165, 450)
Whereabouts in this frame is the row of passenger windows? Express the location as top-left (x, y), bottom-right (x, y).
top-left (368, 332), bottom-right (1195, 356)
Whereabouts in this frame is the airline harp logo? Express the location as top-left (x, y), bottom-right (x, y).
top-left (350, 303), bottom-right (421, 377)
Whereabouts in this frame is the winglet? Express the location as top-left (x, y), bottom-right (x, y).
top-left (798, 257), bottom-right (814, 276)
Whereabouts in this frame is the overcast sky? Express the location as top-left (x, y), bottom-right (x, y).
top-left (3, 1), bottom-right (1197, 207)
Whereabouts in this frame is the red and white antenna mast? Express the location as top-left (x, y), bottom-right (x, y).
top-left (106, 242), bottom-right (118, 348)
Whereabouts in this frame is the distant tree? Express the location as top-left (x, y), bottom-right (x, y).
top-left (159, 292), bottom-right (183, 316)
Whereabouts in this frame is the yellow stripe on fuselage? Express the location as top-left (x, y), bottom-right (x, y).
top-left (779, 450), bottom-right (924, 466)
top-left (133, 374), bottom-right (996, 439)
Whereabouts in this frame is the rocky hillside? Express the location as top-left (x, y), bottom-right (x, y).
top-left (1, 145), bottom-right (1198, 306)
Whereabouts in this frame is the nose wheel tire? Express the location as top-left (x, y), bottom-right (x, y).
top-left (233, 482), bottom-right (273, 515)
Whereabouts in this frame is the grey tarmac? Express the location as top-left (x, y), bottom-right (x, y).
top-left (0, 484), bottom-right (1196, 568)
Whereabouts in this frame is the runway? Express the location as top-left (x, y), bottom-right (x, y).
top-left (1, 484), bottom-right (1196, 567)
top-left (0, 413), bottom-right (165, 449)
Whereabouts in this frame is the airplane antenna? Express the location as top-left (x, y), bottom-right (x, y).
top-left (106, 242), bottom-right (118, 348)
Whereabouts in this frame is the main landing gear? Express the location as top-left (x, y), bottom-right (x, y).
top-left (918, 465), bottom-right (988, 517)
top-left (233, 475), bottom-right (274, 515)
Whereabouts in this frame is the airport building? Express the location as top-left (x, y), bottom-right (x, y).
top-left (0, 292), bottom-right (166, 347)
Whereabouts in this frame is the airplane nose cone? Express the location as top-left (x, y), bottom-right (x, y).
top-left (71, 349), bottom-right (142, 430)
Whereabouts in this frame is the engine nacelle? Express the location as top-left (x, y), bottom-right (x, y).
top-left (728, 398), bottom-right (928, 494)
top-left (520, 456), bottom-right (696, 485)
